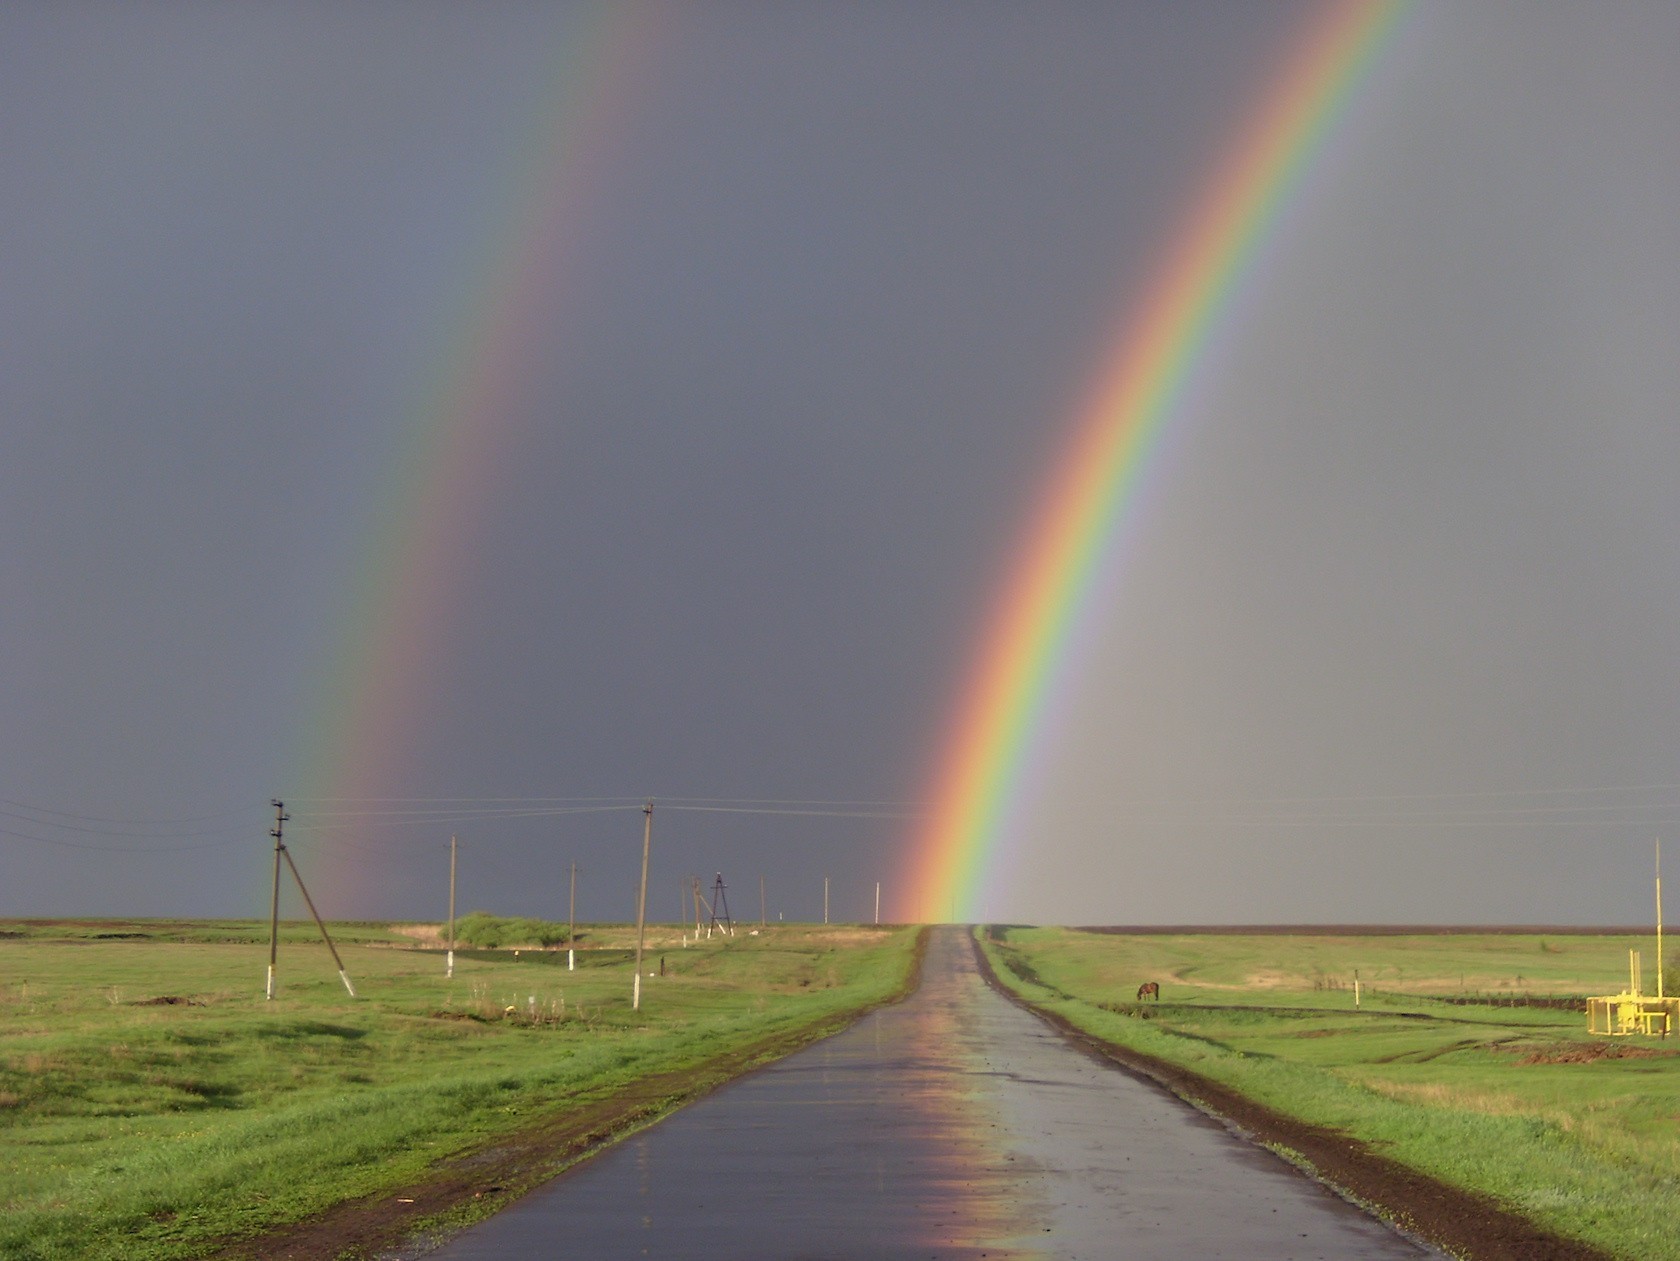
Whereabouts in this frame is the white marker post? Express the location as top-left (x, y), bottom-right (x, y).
top-left (446, 835), bottom-right (457, 979)
top-left (632, 802), bottom-right (652, 1011)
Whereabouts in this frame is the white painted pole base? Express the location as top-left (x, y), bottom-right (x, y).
top-left (633, 970), bottom-right (642, 1011)
top-left (265, 965), bottom-right (276, 1001)
top-left (567, 948), bottom-right (574, 971)
top-left (338, 970), bottom-right (357, 998)
top-left (446, 949), bottom-right (454, 978)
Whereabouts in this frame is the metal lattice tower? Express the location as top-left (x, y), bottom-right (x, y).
top-left (709, 872), bottom-right (733, 934)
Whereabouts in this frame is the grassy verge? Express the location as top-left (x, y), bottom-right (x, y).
top-left (978, 926), bottom-right (1680, 1261)
top-left (0, 919), bottom-right (919, 1261)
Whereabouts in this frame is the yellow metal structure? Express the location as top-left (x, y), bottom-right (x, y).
top-left (1587, 996), bottom-right (1676, 1037)
top-left (1588, 846), bottom-right (1674, 1037)
top-left (1587, 952), bottom-right (1677, 1036)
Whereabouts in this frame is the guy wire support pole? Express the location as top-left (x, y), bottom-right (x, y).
top-left (695, 879), bottom-right (715, 939)
top-left (279, 846), bottom-right (357, 997)
top-left (447, 835), bottom-right (457, 978)
top-left (633, 800), bottom-right (652, 1011)
top-left (267, 800), bottom-right (286, 1000)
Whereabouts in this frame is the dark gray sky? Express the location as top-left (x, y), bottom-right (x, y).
top-left (3, 3), bottom-right (1677, 927)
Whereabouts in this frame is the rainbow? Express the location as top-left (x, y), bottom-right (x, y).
top-left (900, 0), bottom-right (1408, 923)
top-left (292, 9), bottom-right (658, 897)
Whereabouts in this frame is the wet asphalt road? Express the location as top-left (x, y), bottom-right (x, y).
top-left (428, 928), bottom-right (1434, 1259)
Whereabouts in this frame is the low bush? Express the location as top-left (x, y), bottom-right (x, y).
top-left (452, 911), bottom-right (568, 949)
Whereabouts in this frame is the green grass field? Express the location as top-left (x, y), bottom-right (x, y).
top-left (980, 926), bottom-right (1680, 1260)
top-left (0, 918), bottom-right (918, 1261)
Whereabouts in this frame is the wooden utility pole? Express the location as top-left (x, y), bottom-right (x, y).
top-left (446, 835), bottom-right (457, 978)
top-left (266, 800), bottom-right (286, 1000)
top-left (875, 881), bottom-right (880, 926)
top-left (633, 801), bottom-right (652, 1011)
top-left (568, 860), bottom-right (577, 972)
top-left (823, 875), bottom-right (829, 925)
top-left (759, 875), bottom-right (766, 928)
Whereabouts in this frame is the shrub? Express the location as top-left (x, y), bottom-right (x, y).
top-left (453, 912), bottom-right (568, 949)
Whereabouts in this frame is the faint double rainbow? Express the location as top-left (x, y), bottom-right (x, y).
top-left (291, 8), bottom-right (658, 893)
top-left (901, 0), bottom-right (1410, 922)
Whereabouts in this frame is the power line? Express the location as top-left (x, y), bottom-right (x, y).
top-left (1088, 783), bottom-right (1680, 810)
top-left (661, 805), bottom-right (919, 819)
top-left (286, 805), bottom-right (640, 830)
top-left (0, 797), bottom-right (257, 826)
top-left (0, 825), bottom-right (245, 854)
top-left (282, 795), bottom-right (649, 805)
top-left (0, 807), bottom-right (248, 840)
top-left (648, 795), bottom-right (929, 808)
top-left (0, 796), bottom-right (257, 854)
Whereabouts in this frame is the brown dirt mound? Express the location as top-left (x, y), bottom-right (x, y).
top-left (1508, 1041), bottom-right (1670, 1066)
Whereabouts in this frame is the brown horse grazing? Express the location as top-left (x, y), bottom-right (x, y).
top-left (1136, 982), bottom-right (1160, 1002)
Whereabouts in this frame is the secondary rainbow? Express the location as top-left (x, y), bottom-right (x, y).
top-left (291, 10), bottom-right (658, 903)
top-left (901, 0), bottom-right (1408, 922)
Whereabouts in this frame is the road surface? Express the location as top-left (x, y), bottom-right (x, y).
top-left (429, 927), bottom-right (1434, 1259)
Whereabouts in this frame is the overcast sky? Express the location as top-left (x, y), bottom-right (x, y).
top-left (3, 2), bottom-right (1677, 927)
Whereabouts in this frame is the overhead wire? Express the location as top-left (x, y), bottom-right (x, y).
top-left (0, 824), bottom-right (247, 854)
top-left (660, 805), bottom-right (921, 819)
top-left (0, 796), bottom-right (261, 854)
top-left (1095, 785), bottom-right (1680, 831)
top-left (285, 805), bottom-right (640, 834)
top-left (0, 797), bottom-right (258, 827)
top-left (0, 806), bottom-right (253, 840)
top-left (8, 782), bottom-right (1676, 861)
